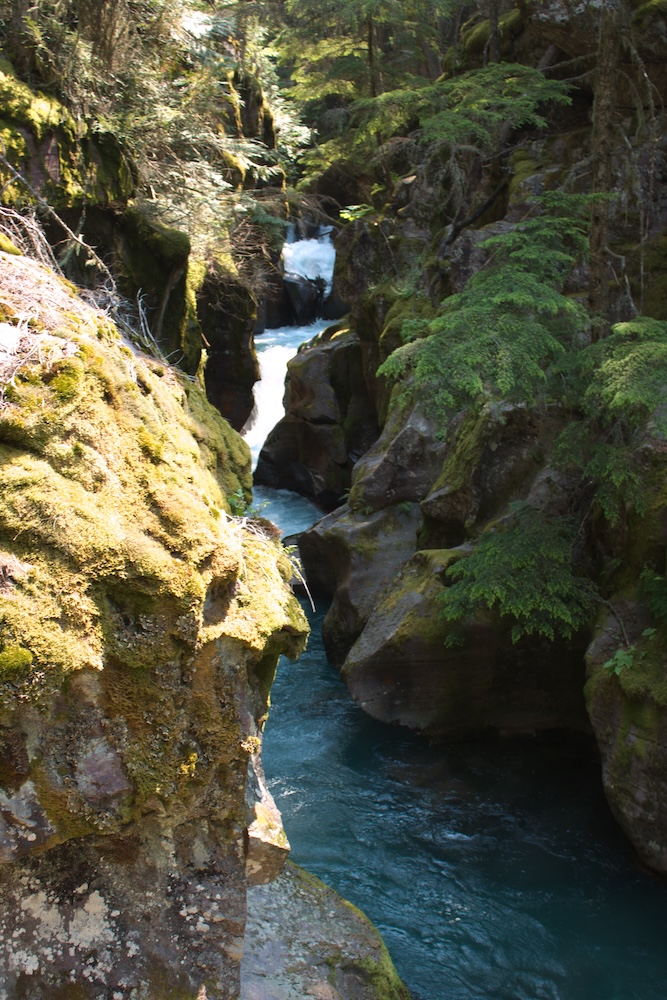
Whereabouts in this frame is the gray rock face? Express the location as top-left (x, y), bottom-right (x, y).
top-left (349, 395), bottom-right (449, 512)
top-left (255, 328), bottom-right (379, 508)
top-left (242, 862), bottom-right (410, 1000)
top-left (245, 752), bottom-right (290, 886)
top-left (341, 549), bottom-right (589, 740)
top-left (299, 503), bottom-right (423, 667)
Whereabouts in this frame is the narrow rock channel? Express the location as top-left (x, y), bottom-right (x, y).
top-left (245, 240), bottom-right (667, 1000)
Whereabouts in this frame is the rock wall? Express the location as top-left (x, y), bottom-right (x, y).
top-left (0, 248), bottom-right (308, 998)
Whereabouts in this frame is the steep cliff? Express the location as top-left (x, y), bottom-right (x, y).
top-left (0, 243), bottom-right (310, 998)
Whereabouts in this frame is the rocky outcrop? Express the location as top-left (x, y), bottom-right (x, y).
top-left (341, 549), bottom-right (589, 739)
top-left (348, 393), bottom-right (449, 514)
top-left (198, 263), bottom-right (260, 431)
top-left (0, 59), bottom-right (136, 211)
top-left (586, 602), bottom-right (667, 875)
top-left (299, 503), bottom-right (422, 666)
top-left (0, 249), bottom-right (308, 998)
top-left (255, 325), bottom-right (379, 508)
top-left (242, 862), bottom-right (411, 1000)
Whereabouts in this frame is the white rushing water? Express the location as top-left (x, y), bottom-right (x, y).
top-left (243, 319), bottom-right (333, 469)
top-left (281, 228), bottom-right (336, 296)
top-left (244, 231), bottom-right (337, 470)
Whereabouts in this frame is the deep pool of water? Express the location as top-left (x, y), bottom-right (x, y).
top-left (262, 603), bottom-right (667, 1000)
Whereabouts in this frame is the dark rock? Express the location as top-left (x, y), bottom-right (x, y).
top-left (341, 550), bottom-right (590, 740)
top-left (299, 503), bottom-right (423, 666)
top-left (585, 599), bottom-right (667, 874)
top-left (255, 329), bottom-right (379, 507)
top-left (283, 272), bottom-right (326, 325)
top-left (199, 267), bottom-right (260, 431)
top-left (349, 394), bottom-right (449, 513)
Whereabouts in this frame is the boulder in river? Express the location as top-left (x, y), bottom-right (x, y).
top-left (242, 862), bottom-right (410, 1000)
top-left (340, 549), bottom-right (590, 740)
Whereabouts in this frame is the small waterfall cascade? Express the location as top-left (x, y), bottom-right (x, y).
top-left (243, 231), bottom-right (335, 531)
top-left (281, 225), bottom-right (336, 297)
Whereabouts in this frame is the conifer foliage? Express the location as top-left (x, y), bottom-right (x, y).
top-left (379, 195), bottom-right (591, 420)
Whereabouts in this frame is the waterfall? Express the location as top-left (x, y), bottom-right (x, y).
top-left (281, 227), bottom-right (335, 296)
top-left (243, 232), bottom-right (336, 532)
top-left (243, 319), bottom-right (332, 470)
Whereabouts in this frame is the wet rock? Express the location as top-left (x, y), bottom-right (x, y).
top-left (283, 272), bottom-right (326, 325)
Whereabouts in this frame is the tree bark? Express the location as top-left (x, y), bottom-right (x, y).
top-left (588, 0), bottom-right (621, 341)
top-left (9, 0), bottom-right (32, 76)
top-left (488, 0), bottom-right (500, 64)
top-left (367, 15), bottom-right (383, 97)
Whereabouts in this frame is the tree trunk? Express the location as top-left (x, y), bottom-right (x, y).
top-left (367, 15), bottom-right (383, 97)
top-left (488, 0), bottom-right (500, 64)
top-left (588, 0), bottom-right (621, 341)
top-left (9, 0), bottom-right (32, 76)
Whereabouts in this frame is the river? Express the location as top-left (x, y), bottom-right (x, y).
top-left (245, 247), bottom-right (667, 1000)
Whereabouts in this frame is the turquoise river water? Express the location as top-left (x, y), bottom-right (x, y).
top-left (249, 318), bottom-right (667, 1000)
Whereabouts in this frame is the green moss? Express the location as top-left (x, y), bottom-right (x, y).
top-left (614, 629), bottom-right (667, 706)
top-left (430, 407), bottom-right (487, 497)
top-left (0, 59), bottom-right (135, 209)
top-left (0, 59), bottom-right (71, 139)
top-left (379, 293), bottom-right (435, 362)
top-left (0, 644), bottom-right (33, 680)
top-left (0, 233), bottom-right (21, 255)
top-left (137, 425), bottom-right (165, 463)
top-left (123, 206), bottom-right (191, 265)
top-left (508, 149), bottom-right (540, 200)
top-left (0, 253), bottom-right (309, 880)
top-left (461, 8), bottom-right (523, 58)
top-left (631, 0), bottom-right (667, 23)
top-left (49, 358), bottom-right (85, 402)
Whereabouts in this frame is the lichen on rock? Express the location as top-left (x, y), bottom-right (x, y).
top-left (0, 248), bottom-right (308, 998)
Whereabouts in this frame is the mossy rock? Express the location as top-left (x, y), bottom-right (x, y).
top-left (0, 250), bottom-right (307, 853)
top-left (461, 8), bottom-right (524, 60)
top-left (114, 204), bottom-right (203, 373)
top-left (0, 58), bottom-right (136, 208)
top-left (378, 293), bottom-right (435, 362)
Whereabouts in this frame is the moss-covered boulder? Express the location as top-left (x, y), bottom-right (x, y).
top-left (0, 58), bottom-right (136, 208)
top-left (0, 249), bottom-right (308, 998)
top-left (421, 403), bottom-right (560, 547)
